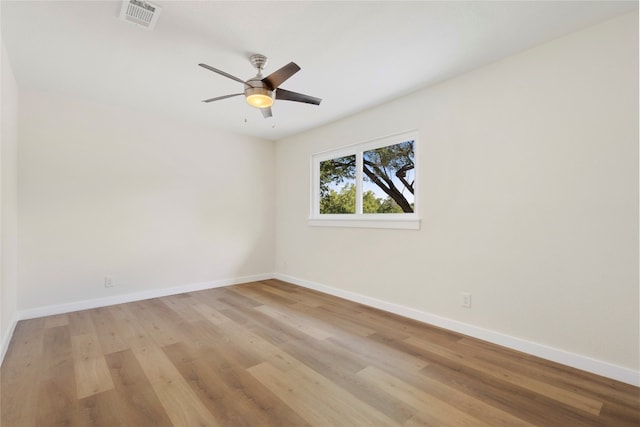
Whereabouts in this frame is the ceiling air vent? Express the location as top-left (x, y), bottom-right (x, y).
top-left (119, 0), bottom-right (162, 31)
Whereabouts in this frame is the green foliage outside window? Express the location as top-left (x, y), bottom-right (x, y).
top-left (319, 140), bottom-right (414, 215)
top-left (321, 184), bottom-right (406, 214)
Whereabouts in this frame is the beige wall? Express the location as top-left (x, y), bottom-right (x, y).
top-left (18, 90), bottom-right (275, 310)
top-left (1, 39), bottom-right (19, 358)
top-left (275, 12), bottom-right (639, 372)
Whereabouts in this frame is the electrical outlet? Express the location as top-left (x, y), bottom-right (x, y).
top-left (105, 276), bottom-right (114, 288)
top-left (461, 292), bottom-right (472, 308)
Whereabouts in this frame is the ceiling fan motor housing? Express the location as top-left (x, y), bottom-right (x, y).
top-left (245, 77), bottom-right (273, 108)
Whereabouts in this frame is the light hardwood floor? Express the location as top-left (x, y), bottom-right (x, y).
top-left (2, 279), bottom-right (639, 426)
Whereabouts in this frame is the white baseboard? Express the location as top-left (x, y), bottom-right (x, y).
top-left (274, 273), bottom-right (640, 387)
top-left (1, 314), bottom-right (18, 366)
top-left (17, 273), bottom-right (274, 320)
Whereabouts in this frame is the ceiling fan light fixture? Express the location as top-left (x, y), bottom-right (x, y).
top-left (245, 87), bottom-right (273, 108)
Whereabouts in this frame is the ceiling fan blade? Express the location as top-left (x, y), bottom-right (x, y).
top-left (198, 63), bottom-right (246, 85)
top-left (262, 62), bottom-right (300, 90)
top-left (261, 107), bottom-right (273, 119)
top-left (276, 88), bottom-right (321, 105)
top-left (202, 93), bottom-right (243, 103)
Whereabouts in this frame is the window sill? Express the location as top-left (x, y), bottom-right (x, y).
top-left (308, 217), bottom-right (420, 230)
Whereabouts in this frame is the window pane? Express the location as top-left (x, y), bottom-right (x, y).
top-left (362, 140), bottom-right (415, 213)
top-left (319, 154), bottom-right (356, 214)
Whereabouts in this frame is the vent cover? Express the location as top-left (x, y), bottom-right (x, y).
top-left (119, 0), bottom-right (162, 30)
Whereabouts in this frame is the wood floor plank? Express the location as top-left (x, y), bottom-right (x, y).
top-left (131, 343), bottom-right (219, 426)
top-left (201, 317), bottom-right (301, 372)
top-left (255, 303), bottom-right (335, 340)
top-left (256, 279), bottom-right (323, 307)
top-left (362, 364), bottom-right (535, 427)
top-left (73, 357), bottom-right (116, 399)
top-left (189, 301), bottom-right (233, 325)
top-left (599, 400), bottom-right (640, 427)
top-left (232, 282), bottom-right (301, 307)
top-left (420, 362), bottom-right (606, 426)
top-left (37, 376), bottom-right (83, 426)
top-left (279, 336), bottom-right (414, 424)
top-left (357, 365), bottom-right (494, 427)
top-left (2, 281), bottom-right (638, 426)
top-left (329, 331), bottom-right (429, 373)
top-left (38, 325), bottom-right (82, 426)
top-left (217, 297), bottom-right (312, 346)
top-left (164, 342), bottom-right (261, 426)
top-left (404, 335), bottom-right (604, 415)
top-left (44, 313), bottom-right (69, 329)
top-left (77, 389), bottom-right (130, 426)
top-left (159, 294), bottom-right (212, 324)
top-left (88, 307), bottom-right (129, 355)
top-left (40, 324), bottom-right (73, 380)
top-left (248, 361), bottom-right (398, 426)
top-left (71, 333), bottom-right (115, 399)
top-left (1, 320), bottom-right (45, 427)
top-left (164, 341), bottom-right (310, 427)
top-left (126, 299), bottom-right (183, 347)
top-left (107, 304), bottom-right (153, 344)
top-left (2, 318), bottom-right (45, 379)
top-left (105, 349), bottom-right (174, 426)
top-left (175, 319), bottom-right (264, 369)
top-left (68, 309), bottom-right (98, 336)
top-left (308, 304), bottom-right (378, 336)
top-left (458, 336), bottom-right (640, 410)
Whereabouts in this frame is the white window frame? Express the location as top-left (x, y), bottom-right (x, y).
top-left (309, 130), bottom-right (420, 230)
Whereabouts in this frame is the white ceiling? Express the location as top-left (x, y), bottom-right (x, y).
top-left (2, 1), bottom-right (637, 141)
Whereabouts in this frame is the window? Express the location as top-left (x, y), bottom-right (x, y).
top-left (310, 130), bottom-right (419, 229)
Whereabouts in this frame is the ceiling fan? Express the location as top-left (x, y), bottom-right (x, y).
top-left (198, 54), bottom-right (322, 118)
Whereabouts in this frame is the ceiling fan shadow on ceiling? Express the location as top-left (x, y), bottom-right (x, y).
top-left (198, 54), bottom-right (321, 119)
